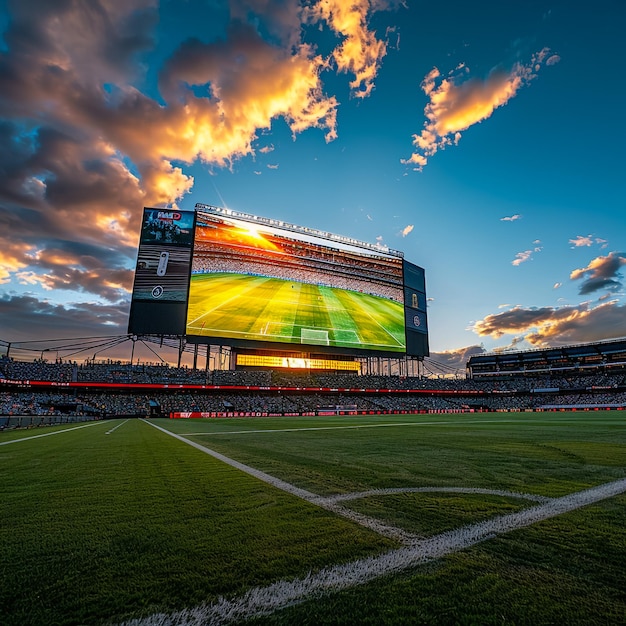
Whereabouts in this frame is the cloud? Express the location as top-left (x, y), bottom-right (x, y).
top-left (305, 0), bottom-right (392, 98)
top-left (491, 335), bottom-right (528, 353)
top-left (0, 0), bottom-right (398, 320)
top-left (511, 250), bottom-right (533, 266)
top-left (569, 252), bottom-right (626, 294)
top-left (427, 345), bottom-right (486, 374)
top-left (570, 235), bottom-right (594, 247)
top-left (401, 224), bottom-right (414, 237)
top-left (511, 240), bottom-right (542, 266)
top-left (158, 21), bottom-right (340, 157)
top-left (472, 300), bottom-right (626, 346)
top-left (402, 48), bottom-right (557, 170)
top-left (500, 214), bottom-right (521, 222)
top-left (569, 234), bottom-right (608, 249)
top-left (0, 294), bottom-right (129, 343)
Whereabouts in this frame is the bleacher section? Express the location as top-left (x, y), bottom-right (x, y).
top-left (467, 338), bottom-right (626, 378)
top-left (2, 338), bottom-right (626, 424)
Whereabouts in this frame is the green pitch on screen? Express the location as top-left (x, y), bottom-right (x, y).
top-left (186, 273), bottom-right (406, 352)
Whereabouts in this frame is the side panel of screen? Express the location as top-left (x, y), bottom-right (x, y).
top-left (185, 211), bottom-right (407, 354)
top-left (403, 260), bottom-right (429, 357)
top-left (128, 208), bottom-right (196, 335)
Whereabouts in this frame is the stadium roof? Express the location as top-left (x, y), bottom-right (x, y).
top-left (468, 337), bottom-right (626, 367)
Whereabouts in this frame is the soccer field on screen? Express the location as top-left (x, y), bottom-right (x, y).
top-left (185, 272), bottom-right (406, 351)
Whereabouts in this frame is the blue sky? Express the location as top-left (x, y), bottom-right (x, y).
top-left (0, 0), bottom-right (624, 368)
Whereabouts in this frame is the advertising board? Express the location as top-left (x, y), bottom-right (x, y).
top-left (128, 209), bottom-right (195, 335)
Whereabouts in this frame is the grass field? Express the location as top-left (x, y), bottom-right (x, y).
top-left (185, 273), bottom-right (405, 352)
top-left (1, 412), bottom-right (625, 625)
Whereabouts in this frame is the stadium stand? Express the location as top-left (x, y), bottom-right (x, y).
top-left (467, 338), bottom-right (626, 378)
top-left (1, 337), bottom-right (625, 425)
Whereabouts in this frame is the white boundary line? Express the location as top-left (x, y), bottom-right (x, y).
top-left (142, 419), bottom-right (422, 542)
top-left (120, 478), bottom-right (626, 626)
top-left (131, 420), bottom-right (626, 626)
top-left (0, 420), bottom-right (106, 446)
top-left (179, 415), bottom-right (623, 437)
top-left (321, 486), bottom-right (552, 505)
top-left (106, 419), bottom-right (130, 435)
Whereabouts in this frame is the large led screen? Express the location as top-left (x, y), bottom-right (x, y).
top-left (186, 209), bottom-right (408, 354)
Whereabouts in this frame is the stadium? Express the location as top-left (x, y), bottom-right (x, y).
top-left (1, 206), bottom-right (625, 626)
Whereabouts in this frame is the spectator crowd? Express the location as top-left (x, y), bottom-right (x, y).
top-left (1, 357), bottom-right (625, 426)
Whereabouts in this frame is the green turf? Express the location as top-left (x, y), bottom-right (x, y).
top-left (185, 273), bottom-right (405, 351)
top-left (246, 498), bottom-right (626, 625)
top-left (1, 412), bottom-right (625, 625)
top-left (0, 419), bottom-right (393, 626)
top-left (175, 413), bottom-right (626, 497)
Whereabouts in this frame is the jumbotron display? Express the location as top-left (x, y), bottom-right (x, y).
top-left (129, 205), bottom-right (429, 357)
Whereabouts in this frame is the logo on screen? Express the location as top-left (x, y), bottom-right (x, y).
top-left (152, 285), bottom-right (164, 299)
top-left (413, 315), bottom-right (421, 327)
top-left (157, 211), bottom-right (181, 222)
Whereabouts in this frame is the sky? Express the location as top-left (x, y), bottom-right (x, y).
top-left (0, 0), bottom-right (625, 371)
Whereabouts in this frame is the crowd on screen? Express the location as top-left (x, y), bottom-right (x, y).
top-left (191, 244), bottom-right (403, 301)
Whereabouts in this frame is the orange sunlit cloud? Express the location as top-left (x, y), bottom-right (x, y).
top-left (472, 300), bottom-right (626, 346)
top-left (0, 0), bottom-right (395, 306)
top-left (403, 48), bottom-right (557, 170)
top-left (306, 0), bottom-right (390, 98)
top-left (570, 252), bottom-right (626, 294)
top-left (2, 0), bottom-right (384, 301)
top-left (105, 30), bottom-right (340, 171)
top-left (0, 245), bottom-right (32, 284)
top-left (15, 271), bottom-right (57, 291)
